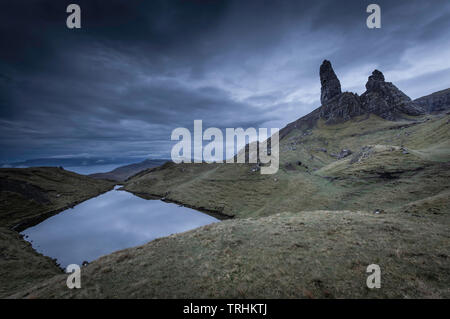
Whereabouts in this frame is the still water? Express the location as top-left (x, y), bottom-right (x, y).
top-left (21, 186), bottom-right (218, 268)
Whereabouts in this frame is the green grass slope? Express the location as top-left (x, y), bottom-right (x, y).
top-left (10, 210), bottom-right (449, 298)
top-left (124, 113), bottom-right (450, 219)
top-left (0, 167), bottom-right (115, 298)
top-left (0, 167), bottom-right (115, 230)
top-left (4, 112), bottom-right (450, 299)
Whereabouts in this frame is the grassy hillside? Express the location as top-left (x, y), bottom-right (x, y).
top-left (3, 112), bottom-right (449, 299)
top-left (124, 113), bottom-right (450, 219)
top-left (0, 167), bottom-right (115, 230)
top-left (0, 227), bottom-right (62, 297)
top-left (0, 167), bottom-right (115, 298)
top-left (89, 159), bottom-right (168, 182)
top-left (11, 210), bottom-right (449, 298)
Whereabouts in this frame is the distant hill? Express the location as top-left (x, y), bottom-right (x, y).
top-left (413, 88), bottom-right (450, 113)
top-left (89, 159), bottom-right (169, 182)
top-left (1, 157), bottom-right (143, 170)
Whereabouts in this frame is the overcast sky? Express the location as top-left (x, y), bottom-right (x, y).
top-left (1, 0), bottom-right (449, 162)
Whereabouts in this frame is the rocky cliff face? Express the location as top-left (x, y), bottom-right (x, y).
top-left (318, 61), bottom-right (425, 123)
top-left (319, 92), bottom-right (363, 123)
top-left (413, 88), bottom-right (450, 113)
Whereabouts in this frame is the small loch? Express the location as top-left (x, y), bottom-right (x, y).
top-left (21, 186), bottom-right (218, 268)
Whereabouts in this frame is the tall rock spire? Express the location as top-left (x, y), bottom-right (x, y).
top-left (320, 60), bottom-right (342, 105)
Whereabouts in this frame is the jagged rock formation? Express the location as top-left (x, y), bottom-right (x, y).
top-left (320, 60), bottom-right (342, 105)
top-left (318, 61), bottom-right (425, 123)
top-left (319, 92), bottom-right (363, 123)
top-left (359, 70), bottom-right (424, 120)
top-left (279, 60), bottom-right (447, 139)
top-left (413, 88), bottom-right (450, 113)
top-left (365, 69), bottom-right (385, 90)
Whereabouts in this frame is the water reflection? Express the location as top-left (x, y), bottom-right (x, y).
top-left (21, 186), bottom-right (218, 268)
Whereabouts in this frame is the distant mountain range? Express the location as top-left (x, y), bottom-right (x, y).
top-left (1, 157), bottom-right (170, 180)
top-left (89, 159), bottom-right (169, 182)
top-left (1, 157), bottom-right (146, 169)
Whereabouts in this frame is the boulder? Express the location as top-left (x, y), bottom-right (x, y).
top-left (338, 149), bottom-right (352, 159)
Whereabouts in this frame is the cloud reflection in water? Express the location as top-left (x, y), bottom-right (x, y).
top-left (21, 187), bottom-right (219, 268)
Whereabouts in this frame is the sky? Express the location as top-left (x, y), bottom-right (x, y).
top-left (1, 0), bottom-right (449, 162)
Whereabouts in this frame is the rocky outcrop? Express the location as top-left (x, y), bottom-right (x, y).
top-left (320, 60), bottom-right (342, 105)
top-left (359, 70), bottom-right (425, 120)
top-left (279, 61), bottom-right (447, 140)
top-left (319, 64), bottom-right (425, 123)
top-left (319, 92), bottom-right (363, 123)
top-left (318, 61), bottom-right (364, 124)
top-left (413, 88), bottom-right (450, 113)
top-left (330, 149), bottom-right (353, 159)
top-left (365, 69), bottom-right (385, 90)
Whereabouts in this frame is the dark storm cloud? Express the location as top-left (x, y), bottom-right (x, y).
top-left (1, 0), bottom-right (449, 161)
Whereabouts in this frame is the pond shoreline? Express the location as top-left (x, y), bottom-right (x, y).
top-left (1, 168), bottom-right (227, 297)
top-left (21, 185), bottom-right (222, 269)
top-left (126, 190), bottom-right (235, 221)
top-left (0, 168), bottom-right (116, 297)
top-left (8, 185), bottom-right (117, 274)
top-left (12, 185), bottom-right (116, 233)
